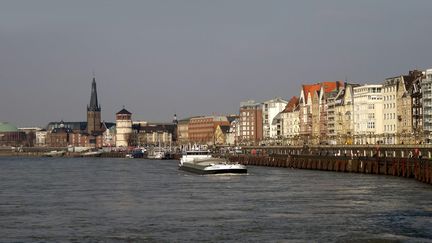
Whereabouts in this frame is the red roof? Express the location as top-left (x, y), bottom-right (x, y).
top-left (322, 81), bottom-right (344, 93)
top-left (302, 84), bottom-right (321, 101)
top-left (283, 96), bottom-right (299, 112)
top-left (302, 81), bottom-right (343, 103)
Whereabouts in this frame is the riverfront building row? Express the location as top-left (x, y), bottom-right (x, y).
top-left (2, 68), bottom-right (432, 148)
top-left (2, 78), bottom-right (178, 149)
top-left (242, 69), bottom-right (429, 146)
top-left (1, 76), bottom-right (234, 148)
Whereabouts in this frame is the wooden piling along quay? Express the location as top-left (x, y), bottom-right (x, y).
top-left (229, 155), bottom-right (432, 185)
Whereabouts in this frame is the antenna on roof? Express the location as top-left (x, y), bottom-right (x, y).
top-left (92, 69), bottom-right (96, 79)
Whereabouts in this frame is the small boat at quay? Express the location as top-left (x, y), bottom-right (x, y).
top-left (126, 148), bottom-right (145, 159)
top-left (43, 150), bottom-right (65, 157)
top-left (81, 150), bottom-right (103, 157)
top-left (179, 150), bottom-right (247, 175)
top-left (147, 147), bottom-right (166, 160)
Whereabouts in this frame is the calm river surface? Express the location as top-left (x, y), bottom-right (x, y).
top-left (0, 157), bottom-right (431, 242)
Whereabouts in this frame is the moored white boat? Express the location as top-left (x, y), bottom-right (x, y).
top-left (125, 148), bottom-right (145, 159)
top-left (81, 150), bottom-right (103, 157)
top-left (179, 150), bottom-right (247, 174)
top-left (43, 150), bottom-right (65, 157)
top-left (147, 148), bottom-right (166, 159)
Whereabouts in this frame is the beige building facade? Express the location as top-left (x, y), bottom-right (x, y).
top-left (328, 83), bottom-right (357, 145)
top-left (353, 84), bottom-right (383, 144)
top-left (299, 82), bottom-right (342, 145)
top-left (280, 97), bottom-right (300, 145)
top-left (382, 77), bottom-right (399, 144)
top-left (177, 119), bottom-right (190, 145)
top-left (395, 70), bottom-right (424, 144)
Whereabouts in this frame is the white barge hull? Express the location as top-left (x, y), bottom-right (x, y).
top-left (179, 162), bottom-right (247, 175)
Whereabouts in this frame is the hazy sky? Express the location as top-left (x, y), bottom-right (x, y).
top-left (1, 0), bottom-right (431, 127)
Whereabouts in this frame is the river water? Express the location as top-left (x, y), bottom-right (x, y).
top-left (0, 157), bottom-right (431, 242)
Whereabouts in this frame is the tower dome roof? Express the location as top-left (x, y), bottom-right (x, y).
top-left (116, 108), bottom-right (132, 115)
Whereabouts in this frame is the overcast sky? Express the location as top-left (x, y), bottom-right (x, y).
top-left (1, 0), bottom-right (431, 127)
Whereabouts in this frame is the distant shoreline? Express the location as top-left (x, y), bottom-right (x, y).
top-left (0, 151), bottom-right (126, 158)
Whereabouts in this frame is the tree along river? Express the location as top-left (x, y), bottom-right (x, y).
top-left (0, 157), bottom-right (431, 242)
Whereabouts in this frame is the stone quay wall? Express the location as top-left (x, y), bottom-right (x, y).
top-left (229, 154), bottom-right (432, 185)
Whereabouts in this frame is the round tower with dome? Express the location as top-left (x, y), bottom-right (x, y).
top-left (115, 107), bottom-right (132, 147)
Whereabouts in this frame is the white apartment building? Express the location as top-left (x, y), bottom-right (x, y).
top-left (326, 90), bottom-right (341, 145)
top-left (262, 97), bottom-right (288, 139)
top-left (226, 119), bottom-right (239, 145)
top-left (353, 84), bottom-right (383, 144)
top-left (35, 129), bottom-right (48, 146)
top-left (422, 68), bottom-right (432, 142)
top-left (382, 77), bottom-right (399, 144)
top-left (281, 107), bottom-right (300, 144)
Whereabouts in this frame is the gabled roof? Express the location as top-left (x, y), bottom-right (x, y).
top-left (403, 70), bottom-right (423, 95)
top-left (102, 121), bottom-right (116, 130)
top-left (334, 88), bottom-right (345, 100)
top-left (272, 112), bottom-right (283, 125)
top-left (227, 115), bottom-right (239, 124)
top-left (282, 96), bottom-right (299, 113)
top-left (219, 125), bottom-right (231, 134)
top-left (302, 84), bottom-right (321, 102)
top-left (403, 71), bottom-right (422, 88)
top-left (322, 81), bottom-right (343, 93)
top-left (301, 81), bottom-right (343, 104)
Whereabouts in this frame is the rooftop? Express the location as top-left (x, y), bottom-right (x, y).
top-left (0, 122), bottom-right (19, 133)
top-left (240, 100), bottom-right (260, 108)
top-left (219, 125), bottom-right (231, 134)
top-left (282, 96), bottom-right (299, 113)
top-left (116, 108), bottom-right (132, 115)
top-left (262, 97), bottom-right (288, 104)
top-left (302, 81), bottom-right (344, 103)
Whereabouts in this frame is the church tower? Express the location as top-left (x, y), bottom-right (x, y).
top-left (87, 77), bottom-right (102, 135)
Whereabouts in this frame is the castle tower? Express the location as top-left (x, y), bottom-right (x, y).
top-left (115, 107), bottom-right (132, 147)
top-left (87, 77), bottom-right (102, 135)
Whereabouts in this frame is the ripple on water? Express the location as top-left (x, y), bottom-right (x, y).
top-left (0, 157), bottom-right (431, 242)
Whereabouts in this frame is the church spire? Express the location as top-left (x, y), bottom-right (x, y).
top-left (88, 77), bottom-right (101, 111)
top-left (87, 76), bottom-right (102, 136)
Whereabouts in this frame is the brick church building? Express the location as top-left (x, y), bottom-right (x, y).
top-left (46, 77), bottom-right (112, 148)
